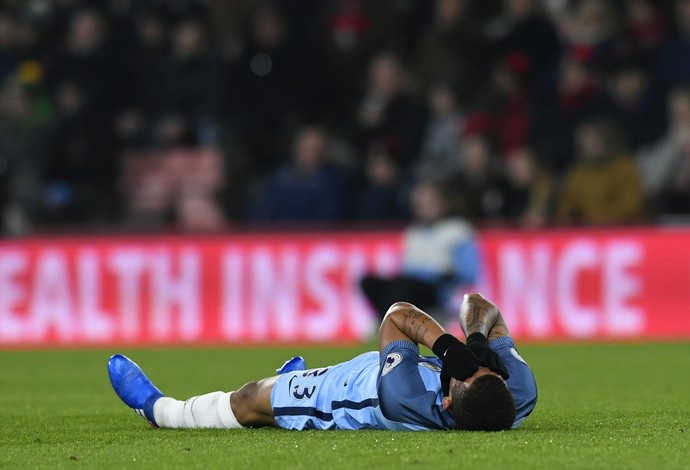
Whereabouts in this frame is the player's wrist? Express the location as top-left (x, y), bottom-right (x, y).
top-left (466, 332), bottom-right (488, 347)
top-left (432, 334), bottom-right (462, 358)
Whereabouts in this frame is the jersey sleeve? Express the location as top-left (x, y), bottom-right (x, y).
top-left (489, 336), bottom-right (538, 428)
top-left (377, 340), bottom-right (447, 429)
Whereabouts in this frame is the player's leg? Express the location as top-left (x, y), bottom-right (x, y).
top-left (229, 376), bottom-right (280, 427)
top-left (108, 354), bottom-right (279, 429)
top-left (153, 375), bottom-right (280, 428)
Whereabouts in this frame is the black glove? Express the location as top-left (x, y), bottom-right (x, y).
top-left (465, 332), bottom-right (510, 380)
top-left (432, 334), bottom-right (480, 396)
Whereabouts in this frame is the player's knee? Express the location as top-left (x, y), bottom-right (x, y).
top-left (231, 381), bottom-right (260, 424)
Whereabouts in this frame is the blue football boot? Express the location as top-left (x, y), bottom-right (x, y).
top-left (108, 354), bottom-right (165, 427)
top-left (276, 356), bottom-right (306, 374)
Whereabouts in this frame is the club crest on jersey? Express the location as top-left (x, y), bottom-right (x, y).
top-left (381, 353), bottom-right (403, 376)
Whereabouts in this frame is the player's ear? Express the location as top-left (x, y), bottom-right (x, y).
top-left (442, 395), bottom-right (452, 411)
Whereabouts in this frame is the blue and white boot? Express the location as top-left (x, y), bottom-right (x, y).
top-left (108, 354), bottom-right (164, 427)
top-left (276, 356), bottom-right (306, 374)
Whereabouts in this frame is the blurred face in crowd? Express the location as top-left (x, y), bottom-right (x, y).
top-left (434, 0), bottom-right (466, 28)
top-left (55, 81), bottom-right (86, 117)
top-left (492, 63), bottom-right (520, 96)
top-left (428, 84), bottom-right (456, 118)
top-left (411, 183), bottom-right (446, 223)
top-left (0, 78), bottom-right (30, 119)
top-left (506, 147), bottom-right (536, 188)
top-left (68, 9), bottom-right (106, 55)
top-left (559, 58), bottom-right (592, 94)
top-left (576, 123), bottom-right (609, 162)
top-left (252, 7), bottom-right (285, 48)
top-left (574, 0), bottom-right (615, 43)
top-left (506, 0), bottom-right (535, 19)
top-left (676, 0), bottom-right (690, 35)
top-left (293, 127), bottom-right (326, 174)
top-left (610, 68), bottom-right (647, 106)
top-left (114, 109), bottom-right (145, 143)
top-left (368, 54), bottom-right (402, 98)
top-left (14, 20), bottom-right (40, 54)
top-left (461, 135), bottom-right (492, 176)
top-left (172, 21), bottom-right (204, 61)
top-left (0, 13), bottom-right (14, 50)
top-left (137, 15), bottom-right (166, 49)
top-left (366, 146), bottom-right (399, 188)
top-left (155, 113), bottom-right (188, 146)
top-left (668, 88), bottom-right (690, 128)
top-left (628, 0), bottom-right (656, 29)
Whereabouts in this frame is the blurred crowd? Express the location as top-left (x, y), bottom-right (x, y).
top-left (2, 0), bottom-right (690, 234)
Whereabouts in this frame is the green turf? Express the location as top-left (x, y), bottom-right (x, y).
top-left (1, 342), bottom-right (688, 469)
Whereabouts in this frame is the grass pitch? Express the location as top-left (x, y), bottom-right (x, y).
top-left (1, 342), bottom-right (688, 469)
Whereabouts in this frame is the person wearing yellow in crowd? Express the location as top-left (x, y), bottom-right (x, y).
top-left (556, 118), bottom-right (646, 225)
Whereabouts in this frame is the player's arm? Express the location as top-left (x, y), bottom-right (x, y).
top-left (378, 302), bottom-right (446, 352)
top-left (379, 302), bottom-right (479, 382)
top-left (459, 293), bottom-right (538, 425)
top-left (457, 293), bottom-right (510, 379)
top-left (458, 292), bottom-right (511, 341)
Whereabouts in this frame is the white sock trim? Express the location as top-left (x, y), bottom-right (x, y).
top-left (154, 397), bottom-right (186, 428)
top-left (217, 392), bottom-right (244, 429)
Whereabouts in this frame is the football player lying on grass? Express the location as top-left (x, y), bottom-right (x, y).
top-left (108, 293), bottom-right (537, 431)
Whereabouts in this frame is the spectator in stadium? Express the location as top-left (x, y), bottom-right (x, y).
top-left (415, 81), bottom-right (464, 180)
top-left (490, 0), bottom-right (561, 89)
top-left (5, 0), bottom-right (690, 229)
top-left (556, 118), bottom-right (646, 225)
top-left (351, 142), bottom-right (407, 221)
top-left (481, 54), bottom-right (532, 156)
top-left (657, 0), bottom-right (690, 89)
top-left (231, 4), bottom-right (299, 174)
top-left (636, 86), bottom-right (690, 214)
top-left (46, 8), bottom-right (116, 116)
top-left (120, 9), bottom-right (169, 119)
top-left (449, 133), bottom-right (509, 222)
top-left (559, 0), bottom-right (622, 69)
top-left (603, 63), bottom-right (665, 151)
top-left (535, 55), bottom-right (606, 172)
top-left (360, 179), bottom-right (478, 320)
top-left (43, 77), bottom-right (118, 225)
top-left (413, 0), bottom-right (489, 95)
top-left (503, 146), bottom-right (554, 228)
top-left (0, 12), bottom-right (16, 85)
top-left (0, 66), bottom-right (51, 235)
top-left (250, 125), bottom-right (348, 222)
top-left (311, 0), bottom-right (378, 122)
top-left (623, 0), bottom-right (663, 65)
top-left (354, 52), bottom-right (424, 167)
top-left (109, 292), bottom-right (537, 431)
top-left (161, 19), bottom-right (223, 146)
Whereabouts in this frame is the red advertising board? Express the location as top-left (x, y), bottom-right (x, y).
top-left (477, 227), bottom-right (690, 340)
top-left (1, 227), bottom-right (689, 346)
top-left (0, 233), bottom-right (400, 346)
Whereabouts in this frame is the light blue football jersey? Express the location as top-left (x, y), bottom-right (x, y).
top-left (270, 336), bottom-right (537, 430)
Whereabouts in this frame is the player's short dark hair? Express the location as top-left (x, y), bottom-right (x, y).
top-left (449, 375), bottom-right (516, 431)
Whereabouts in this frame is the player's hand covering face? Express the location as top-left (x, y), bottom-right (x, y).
top-left (432, 334), bottom-right (479, 396)
top-left (466, 332), bottom-right (510, 380)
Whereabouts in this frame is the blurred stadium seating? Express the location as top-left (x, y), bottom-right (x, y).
top-left (2, 0), bottom-right (690, 235)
